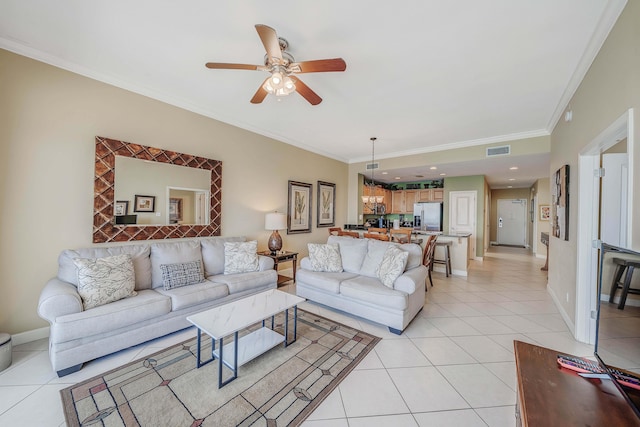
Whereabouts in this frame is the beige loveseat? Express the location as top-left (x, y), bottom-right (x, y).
top-left (296, 235), bottom-right (427, 334)
top-left (38, 236), bottom-right (277, 376)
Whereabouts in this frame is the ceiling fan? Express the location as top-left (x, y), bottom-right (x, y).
top-left (205, 24), bottom-right (346, 105)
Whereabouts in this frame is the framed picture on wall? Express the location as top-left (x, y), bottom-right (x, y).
top-left (134, 195), bottom-right (156, 213)
top-left (540, 205), bottom-right (550, 221)
top-left (551, 165), bottom-right (570, 240)
top-left (317, 181), bottom-right (336, 227)
top-left (287, 181), bottom-right (312, 234)
top-left (114, 200), bottom-right (129, 216)
top-left (169, 198), bottom-right (183, 223)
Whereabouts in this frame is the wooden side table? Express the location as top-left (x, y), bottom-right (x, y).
top-left (258, 251), bottom-right (298, 286)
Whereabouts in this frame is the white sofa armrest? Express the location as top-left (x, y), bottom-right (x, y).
top-left (38, 278), bottom-right (83, 323)
top-left (258, 255), bottom-right (275, 271)
top-left (300, 256), bottom-right (312, 270)
top-left (393, 266), bottom-right (428, 294)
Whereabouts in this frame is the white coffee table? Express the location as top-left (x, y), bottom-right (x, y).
top-left (186, 289), bottom-right (305, 388)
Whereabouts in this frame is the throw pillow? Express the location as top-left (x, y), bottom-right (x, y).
top-left (160, 260), bottom-right (205, 290)
top-left (224, 240), bottom-right (259, 274)
top-left (377, 245), bottom-right (409, 288)
top-left (73, 254), bottom-right (137, 310)
top-left (308, 243), bottom-right (343, 272)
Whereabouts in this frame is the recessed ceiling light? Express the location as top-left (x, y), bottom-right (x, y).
top-left (508, 185), bottom-right (513, 188)
top-left (440, 173), bottom-right (446, 176)
top-left (415, 175), bottom-right (424, 178)
top-left (381, 171), bottom-right (388, 175)
top-left (509, 178), bottom-right (516, 181)
top-left (395, 177), bottom-right (401, 180)
top-left (430, 166), bottom-right (437, 170)
top-left (509, 166), bottom-right (518, 170)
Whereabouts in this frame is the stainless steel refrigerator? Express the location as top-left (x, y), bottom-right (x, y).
top-left (413, 203), bottom-right (443, 231)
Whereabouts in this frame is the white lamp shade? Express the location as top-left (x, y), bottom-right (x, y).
top-left (265, 212), bottom-right (287, 230)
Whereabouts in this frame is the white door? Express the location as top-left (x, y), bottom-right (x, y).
top-left (449, 191), bottom-right (477, 259)
top-left (601, 153), bottom-right (628, 247)
top-left (195, 192), bottom-right (209, 225)
top-left (497, 199), bottom-right (527, 246)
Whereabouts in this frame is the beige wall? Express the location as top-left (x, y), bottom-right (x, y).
top-left (0, 49), bottom-right (349, 335)
top-left (532, 178), bottom-right (551, 256)
top-left (548, 1), bottom-right (640, 326)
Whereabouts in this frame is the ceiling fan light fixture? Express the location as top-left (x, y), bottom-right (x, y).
top-left (271, 72), bottom-right (282, 85)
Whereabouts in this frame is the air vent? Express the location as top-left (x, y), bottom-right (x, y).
top-left (486, 145), bottom-right (511, 157)
top-left (366, 162), bottom-right (379, 170)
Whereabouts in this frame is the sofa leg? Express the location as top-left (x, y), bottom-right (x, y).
top-left (388, 327), bottom-right (403, 335)
top-left (57, 363), bottom-right (82, 377)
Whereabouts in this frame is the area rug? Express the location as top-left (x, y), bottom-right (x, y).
top-left (60, 309), bottom-right (380, 427)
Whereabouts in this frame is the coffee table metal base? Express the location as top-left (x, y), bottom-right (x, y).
top-left (194, 306), bottom-right (299, 388)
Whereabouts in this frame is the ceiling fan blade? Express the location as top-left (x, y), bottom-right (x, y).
top-left (205, 62), bottom-right (266, 71)
top-left (291, 58), bottom-right (347, 73)
top-left (290, 76), bottom-right (322, 105)
top-left (250, 78), bottom-right (269, 104)
top-left (255, 24), bottom-right (283, 63)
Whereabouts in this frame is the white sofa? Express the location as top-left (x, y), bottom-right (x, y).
top-left (296, 235), bottom-right (427, 334)
top-left (37, 236), bottom-right (277, 376)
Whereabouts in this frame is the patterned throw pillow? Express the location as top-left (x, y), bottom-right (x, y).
top-left (73, 254), bottom-right (137, 310)
top-left (223, 240), bottom-right (259, 274)
top-left (308, 243), bottom-right (343, 272)
top-left (376, 245), bottom-right (409, 288)
top-left (160, 261), bottom-right (205, 290)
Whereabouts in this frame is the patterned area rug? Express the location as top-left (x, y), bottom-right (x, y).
top-left (60, 309), bottom-right (380, 426)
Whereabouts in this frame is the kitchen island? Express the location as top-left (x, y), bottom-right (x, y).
top-left (415, 231), bottom-right (471, 276)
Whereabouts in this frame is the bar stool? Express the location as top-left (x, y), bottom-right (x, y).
top-left (433, 241), bottom-right (452, 277)
top-left (609, 257), bottom-right (640, 310)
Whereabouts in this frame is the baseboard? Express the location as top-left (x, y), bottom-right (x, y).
top-left (11, 326), bottom-right (49, 346)
top-left (535, 253), bottom-right (546, 260)
top-left (432, 265), bottom-right (468, 277)
top-left (490, 241), bottom-right (498, 246)
top-left (547, 284), bottom-right (576, 337)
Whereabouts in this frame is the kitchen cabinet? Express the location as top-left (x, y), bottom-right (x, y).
top-left (418, 189), bottom-right (444, 202)
top-left (362, 185), bottom-right (389, 214)
top-left (404, 190), bottom-right (418, 212)
top-left (391, 190), bottom-right (404, 214)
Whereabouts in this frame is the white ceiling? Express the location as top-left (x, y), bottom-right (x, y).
top-left (0, 0), bottom-right (626, 188)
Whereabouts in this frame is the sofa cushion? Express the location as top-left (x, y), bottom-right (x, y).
top-left (377, 245), bottom-right (409, 288)
top-left (52, 290), bottom-right (171, 342)
top-left (160, 261), bottom-right (205, 290)
top-left (296, 269), bottom-right (358, 294)
top-left (208, 270), bottom-right (276, 294)
top-left (360, 239), bottom-right (398, 278)
top-left (58, 245), bottom-right (152, 290)
top-left (224, 241), bottom-right (259, 274)
top-left (340, 276), bottom-right (408, 311)
top-left (73, 254), bottom-right (137, 310)
top-left (150, 241), bottom-right (203, 289)
top-left (308, 243), bottom-right (343, 272)
top-left (156, 280), bottom-right (229, 311)
top-left (201, 237), bottom-right (245, 276)
top-left (400, 243), bottom-right (423, 270)
top-left (327, 235), bottom-right (368, 273)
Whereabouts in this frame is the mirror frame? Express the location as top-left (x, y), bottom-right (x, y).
top-left (93, 136), bottom-right (222, 243)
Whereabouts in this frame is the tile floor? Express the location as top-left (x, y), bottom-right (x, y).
top-left (0, 246), bottom-right (595, 426)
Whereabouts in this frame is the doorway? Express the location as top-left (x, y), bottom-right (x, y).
top-left (449, 190), bottom-right (477, 258)
top-left (575, 109), bottom-right (634, 344)
top-left (497, 199), bottom-right (527, 247)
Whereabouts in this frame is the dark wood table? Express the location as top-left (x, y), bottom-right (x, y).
top-left (258, 251), bottom-right (298, 286)
top-left (514, 340), bottom-right (640, 426)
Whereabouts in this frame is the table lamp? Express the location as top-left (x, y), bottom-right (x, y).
top-left (265, 212), bottom-right (287, 253)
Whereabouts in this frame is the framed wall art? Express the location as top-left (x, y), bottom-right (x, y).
top-left (551, 165), bottom-right (569, 240)
top-left (317, 181), bottom-right (336, 227)
top-left (169, 198), bottom-right (183, 223)
top-left (134, 195), bottom-right (156, 213)
top-left (287, 180), bottom-right (312, 234)
top-left (114, 200), bottom-right (129, 216)
top-left (540, 205), bottom-right (550, 221)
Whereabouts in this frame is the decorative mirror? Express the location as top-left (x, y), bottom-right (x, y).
top-left (93, 136), bottom-right (222, 243)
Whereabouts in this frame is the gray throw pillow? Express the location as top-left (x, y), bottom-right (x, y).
top-left (223, 241), bottom-right (259, 274)
top-left (308, 243), bottom-right (343, 272)
top-left (160, 261), bottom-right (205, 290)
top-left (377, 245), bottom-right (409, 288)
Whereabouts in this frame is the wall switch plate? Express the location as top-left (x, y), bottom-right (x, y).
top-left (156, 212), bottom-right (161, 217)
